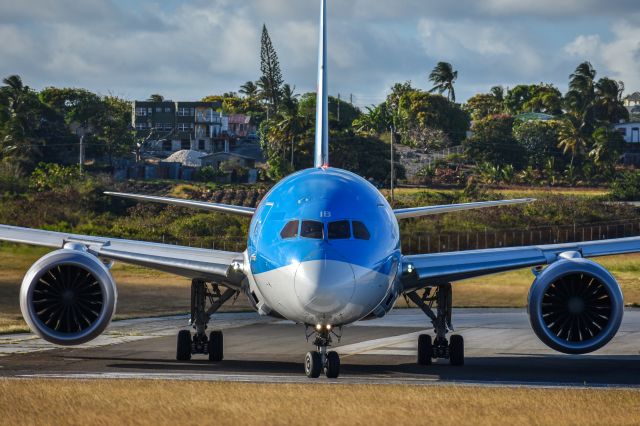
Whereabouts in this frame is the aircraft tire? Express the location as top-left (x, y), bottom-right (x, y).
top-left (208, 330), bottom-right (224, 362)
top-left (305, 351), bottom-right (322, 378)
top-left (417, 334), bottom-right (433, 365)
top-left (325, 351), bottom-right (340, 378)
top-left (449, 334), bottom-right (464, 366)
top-left (176, 330), bottom-right (192, 361)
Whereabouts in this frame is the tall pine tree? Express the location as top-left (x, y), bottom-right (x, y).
top-left (260, 24), bottom-right (283, 115)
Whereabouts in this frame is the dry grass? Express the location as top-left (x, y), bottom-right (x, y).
top-left (0, 379), bottom-right (638, 426)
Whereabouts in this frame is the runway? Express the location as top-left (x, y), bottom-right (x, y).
top-left (1, 308), bottom-right (639, 387)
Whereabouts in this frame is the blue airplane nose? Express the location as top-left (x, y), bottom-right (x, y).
top-left (294, 249), bottom-right (356, 315)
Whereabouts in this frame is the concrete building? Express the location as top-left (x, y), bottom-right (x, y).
top-left (613, 122), bottom-right (640, 144)
top-left (132, 100), bottom-right (228, 155)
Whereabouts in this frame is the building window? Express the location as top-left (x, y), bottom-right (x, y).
top-left (198, 140), bottom-right (206, 150)
top-left (164, 123), bottom-right (173, 131)
top-left (147, 107), bottom-right (152, 114)
top-left (178, 107), bottom-right (194, 116)
top-left (155, 107), bottom-right (162, 113)
top-left (162, 141), bottom-right (172, 151)
top-left (617, 128), bottom-right (627, 136)
top-left (155, 123), bottom-right (163, 130)
top-left (177, 123), bottom-right (194, 132)
top-left (181, 139), bottom-right (191, 150)
top-left (135, 123), bottom-right (148, 130)
top-left (135, 108), bottom-right (147, 116)
top-left (165, 107), bottom-right (171, 113)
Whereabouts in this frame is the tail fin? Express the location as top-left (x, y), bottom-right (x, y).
top-left (314, 0), bottom-right (329, 168)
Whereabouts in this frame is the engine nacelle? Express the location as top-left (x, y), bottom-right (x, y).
top-left (528, 254), bottom-right (623, 354)
top-left (20, 247), bottom-right (117, 346)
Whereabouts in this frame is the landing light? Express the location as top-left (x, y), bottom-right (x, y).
top-left (315, 324), bottom-right (322, 331)
top-left (326, 324), bottom-right (332, 331)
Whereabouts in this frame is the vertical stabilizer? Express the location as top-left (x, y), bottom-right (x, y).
top-left (314, 0), bottom-right (329, 168)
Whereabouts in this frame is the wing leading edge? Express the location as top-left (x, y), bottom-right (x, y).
top-left (105, 192), bottom-right (256, 217)
top-left (0, 225), bottom-right (244, 286)
top-left (393, 198), bottom-right (535, 220)
top-left (401, 236), bottom-right (640, 291)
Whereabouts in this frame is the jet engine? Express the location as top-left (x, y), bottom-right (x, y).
top-left (19, 245), bottom-right (117, 345)
top-left (528, 252), bottom-right (623, 354)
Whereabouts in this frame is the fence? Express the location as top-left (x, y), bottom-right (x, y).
top-left (158, 218), bottom-right (640, 255)
top-left (401, 219), bottom-right (640, 255)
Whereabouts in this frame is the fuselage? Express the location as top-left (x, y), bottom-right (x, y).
top-left (246, 167), bottom-right (402, 327)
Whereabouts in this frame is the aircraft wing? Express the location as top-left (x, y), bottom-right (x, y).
top-left (0, 225), bottom-right (245, 287)
top-left (105, 192), bottom-right (256, 217)
top-left (401, 236), bottom-right (640, 291)
top-left (393, 198), bottom-right (535, 220)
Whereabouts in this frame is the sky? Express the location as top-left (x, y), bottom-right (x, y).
top-left (1, 0), bottom-right (639, 107)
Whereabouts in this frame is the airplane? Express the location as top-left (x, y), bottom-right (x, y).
top-left (0, 0), bottom-right (634, 379)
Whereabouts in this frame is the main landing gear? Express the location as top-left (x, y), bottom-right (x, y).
top-left (176, 279), bottom-right (237, 362)
top-left (407, 283), bottom-right (464, 366)
top-left (305, 325), bottom-right (341, 379)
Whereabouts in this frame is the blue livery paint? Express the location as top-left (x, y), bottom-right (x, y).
top-left (248, 168), bottom-right (400, 276)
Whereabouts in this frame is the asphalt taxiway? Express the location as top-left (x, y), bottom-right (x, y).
top-left (1, 309), bottom-right (639, 387)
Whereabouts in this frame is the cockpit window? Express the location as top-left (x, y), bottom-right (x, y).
top-left (328, 220), bottom-right (351, 239)
top-left (352, 221), bottom-right (371, 240)
top-left (280, 220), bottom-right (299, 239)
top-left (301, 220), bottom-right (324, 239)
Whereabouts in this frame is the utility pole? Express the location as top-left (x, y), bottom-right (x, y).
top-left (79, 134), bottom-right (84, 173)
top-left (390, 125), bottom-right (395, 206)
top-left (350, 94), bottom-right (353, 105)
top-left (291, 138), bottom-right (294, 168)
top-left (337, 93), bottom-right (341, 123)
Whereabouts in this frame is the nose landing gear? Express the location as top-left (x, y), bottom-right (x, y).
top-left (408, 283), bottom-right (465, 366)
top-left (305, 326), bottom-right (341, 378)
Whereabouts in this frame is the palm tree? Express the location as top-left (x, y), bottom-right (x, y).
top-left (147, 94), bottom-right (164, 102)
top-left (429, 62), bottom-right (458, 102)
top-left (277, 109), bottom-right (305, 167)
top-left (2, 75), bottom-right (27, 117)
top-left (565, 62), bottom-right (596, 132)
top-left (239, 81), bottom-right (259, 99)
top-left (280, 84), bottom-right (299, 115)
top-left (490, 86), bottom-right (504, 103)
top-left (558, 115), bottom-right (589, 167)
top-left (594, 77), bottom-right (628, 124)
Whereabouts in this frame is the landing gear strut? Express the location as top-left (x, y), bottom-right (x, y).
top-left (176, 279), bottom-right (236, 362)
top-left (305, 326), bottom-right (341, 378)
top-left (407, 283), bottom-right (464, 366)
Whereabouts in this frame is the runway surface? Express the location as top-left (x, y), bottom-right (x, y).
top-left (1, 308), bottom-right (639, 387)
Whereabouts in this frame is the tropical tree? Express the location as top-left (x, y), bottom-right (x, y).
top-left (557, 115), bottom-right (589, 167)
top-left (353, 104), bottom-right (391, 136)
top-left (565, 61), bottom-right (597, 133)
top-left (428, 62), bottom-right (458, 102)
top-left (589, 126), bottom-right (625, 170)
top-left (465, 93), bottom-right (503, 121)
top-left (147, 94), bottom-right (164, 102)
top-left (280, 84), bottom-right (299, 116)
top-left (594, 78), bottom-right (628, 124)
top-left (239, 81), bottom-right (259, 99)
top-left (259, 25), bottom-right (284, 115)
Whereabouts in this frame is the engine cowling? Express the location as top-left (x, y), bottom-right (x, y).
top-left (528, 253), bottom-right (623, 354)
top-left (20, 246), bottom-right (117, 346)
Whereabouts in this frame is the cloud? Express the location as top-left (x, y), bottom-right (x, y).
top-left (0, 0), bottom-right (638, 104)
top-left (564, 19), bottom-right (640, 91)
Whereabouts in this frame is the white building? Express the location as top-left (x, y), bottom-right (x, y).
top-left (613, 122), bottom-right (640, 143)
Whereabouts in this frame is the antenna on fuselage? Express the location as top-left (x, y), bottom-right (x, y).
top-left (314, 0), bottom-right (329, 168)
